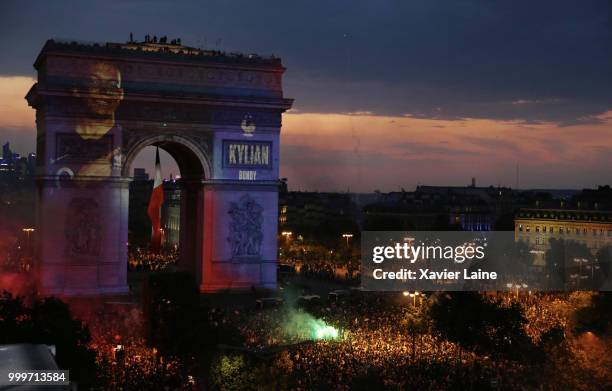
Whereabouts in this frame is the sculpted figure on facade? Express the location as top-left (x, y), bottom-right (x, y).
top-left (227, 194), bottom-right (264, 258)
top-left (64, 197), bottom-right (102, 258)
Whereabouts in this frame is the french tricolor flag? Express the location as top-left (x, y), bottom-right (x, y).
top-left (147, 147), bottom-right (164, 253)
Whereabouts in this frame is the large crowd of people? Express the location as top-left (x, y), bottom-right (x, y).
top-left (500, 292), bottom-right (572, 340)
top-left (62, 246), bottom-right (610, 391)
top-left (203, 292), bottom-right (608, 390)
top-left (281, 261), bottom-right (360, 284)
top-left (74, 288), bottom-right (611, 390)
top-left (128, 247), bottom-right (179, 271)
top-left (75, 301), bottom-right (195, 390)
top-left (279, 242), bottom-right (360, 281)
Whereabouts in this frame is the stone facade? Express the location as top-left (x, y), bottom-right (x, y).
top-left (515, 208), bottom-right (612, 266)
top-left (26, 39), bottom-right (293, 295)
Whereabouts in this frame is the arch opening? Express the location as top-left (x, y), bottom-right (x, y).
top-left (124, 138), bottom-right (208, 283)
top-left (122, 134), bottom-right (211, 180)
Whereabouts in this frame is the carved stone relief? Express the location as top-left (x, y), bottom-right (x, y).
top-left (227, 194), bottom-right (263, 259)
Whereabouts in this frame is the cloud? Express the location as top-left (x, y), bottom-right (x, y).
top-left (1, 1), bottom-right (612, 124)
top-left (281, 111), bottom-right (612, 191)
top-left (0, 76), bottom-right (36, 154)
top-left (511, 99), bottom-right (564, 106)
top-left (392, 142), bottom-right (476, 157)
top-left (2, 2), bottom-right (612, 191)
top-left (342, 111), bottom-right (374, 116)
top-left (461, 136), bottom-right (522, 156)
top-left (0, 77), bottom-right (35, 126)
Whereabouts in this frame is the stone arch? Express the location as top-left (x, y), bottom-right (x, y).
top-left (27, 39), bottom-right (292, 295)
top-left (122, 134), bottom-right (212, 180)
top-left (121, 133), bottom-right (212, 284)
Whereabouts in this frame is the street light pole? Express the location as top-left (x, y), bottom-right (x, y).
top-left (22, 228), bottom-right (35, 258)
top-left (573, 258), bottom-right (588, 289)
top-left (408, 291), bottom-right (419, 307)
top-left (342, 233), bottom-right (353, 247)
top-left (282, 231), bottom-right (293, 243)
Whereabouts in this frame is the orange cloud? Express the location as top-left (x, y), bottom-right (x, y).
top-left (281, 112), bottom-right (612, 191)
top-left (1, 75), bottom-right (610, 191)
top-left (0, 76), bottom-right (35, 127)
top-left (0, 76), bottom-right (36, 154)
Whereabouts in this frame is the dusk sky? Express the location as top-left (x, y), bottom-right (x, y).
top-left (1, 0), bottom-right (611, 191)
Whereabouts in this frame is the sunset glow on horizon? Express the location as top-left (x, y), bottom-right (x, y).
top-left (281, 111), bottom-right (612, 192)
top-left (2, 76), bottom-right (611, 192)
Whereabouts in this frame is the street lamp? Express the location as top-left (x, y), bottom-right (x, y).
top-left (22, 228), bottom-right (35, 256)
top-left (281, 231), bottom-right (293, 243)
top-left (342, 233), bottom-right (353, 247)
top-left (22, 227), bottom-right (35, 241)
top-left (573, 258), bottom-right (589, 289)
top-left (585, 264), bottom-right (600, 283)
top-left (521, 284), bottom-right (528, 299)
top-left (506, 283), bottom-right (526, 298)
top-left (408, 291), bottom-right (420, 306)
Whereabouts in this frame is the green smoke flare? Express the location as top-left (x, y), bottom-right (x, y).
top-left (283, 309), bottom-right (340, 341)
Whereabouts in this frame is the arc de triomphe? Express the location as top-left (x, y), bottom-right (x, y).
top-left (26, 39), bottom-right (293, 295)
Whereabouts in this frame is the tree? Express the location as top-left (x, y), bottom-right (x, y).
top-left (545, 239), bottom-right (592, 289)
top-left (143, 271), bottom-right (200, 356)
top-left (571, 292), bottom-right (612, 335)
top-left (539, 326), bottom-right (565, 350)
top-left (427, 292), bottom-right (537, 361)
top-left (0, 292), bottom-right (97, 388)
top-left (405, 311), bottom-right (429, 362)
top-left (596, 245), bottom-right (611, 286)
top-left (515, 239), bottom-right (535, 270)
top-left (209, 354), bottom-right (265, 391)
top-left (349, 368), bottom-right (386, 391)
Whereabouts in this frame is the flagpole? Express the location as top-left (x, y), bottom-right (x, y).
top-left (147, 147), bottom-right (164, 253)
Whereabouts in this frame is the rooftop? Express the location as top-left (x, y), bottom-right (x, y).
top-left (35, 38), bottom-right (283, 69)
top-left (517, 208), bottom-right (612, 222)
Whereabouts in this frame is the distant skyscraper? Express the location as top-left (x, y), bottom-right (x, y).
top-left (0, 142), bottom-right (16, 179)
top-left (2, 142), bottom-right (13, 162)
top-left (0, 141), bottom-right (36, 180)
top-left (133, 167), bottom-right (149, 181)
top-left (27, 153), bottom-right (36, 175)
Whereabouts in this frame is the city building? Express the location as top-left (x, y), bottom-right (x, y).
top-left (133, 167), bottom-right (149, 181)
top-left (361, 184), bottom-right (515, 231)
top-left (128, 170), bottom-right (181, 248)
top-left (0, 142), bottom-right (36, 181)
top-left (278, 191), bottom-right (359, 244)
top-left (514, 187), bottom-right (612, 268)
top-left (515, 208), bottom-right (612, 264)
top-left (279, 191), bottom-right (357, 228)
top-left (162, 181), bottom-right (180, 247)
